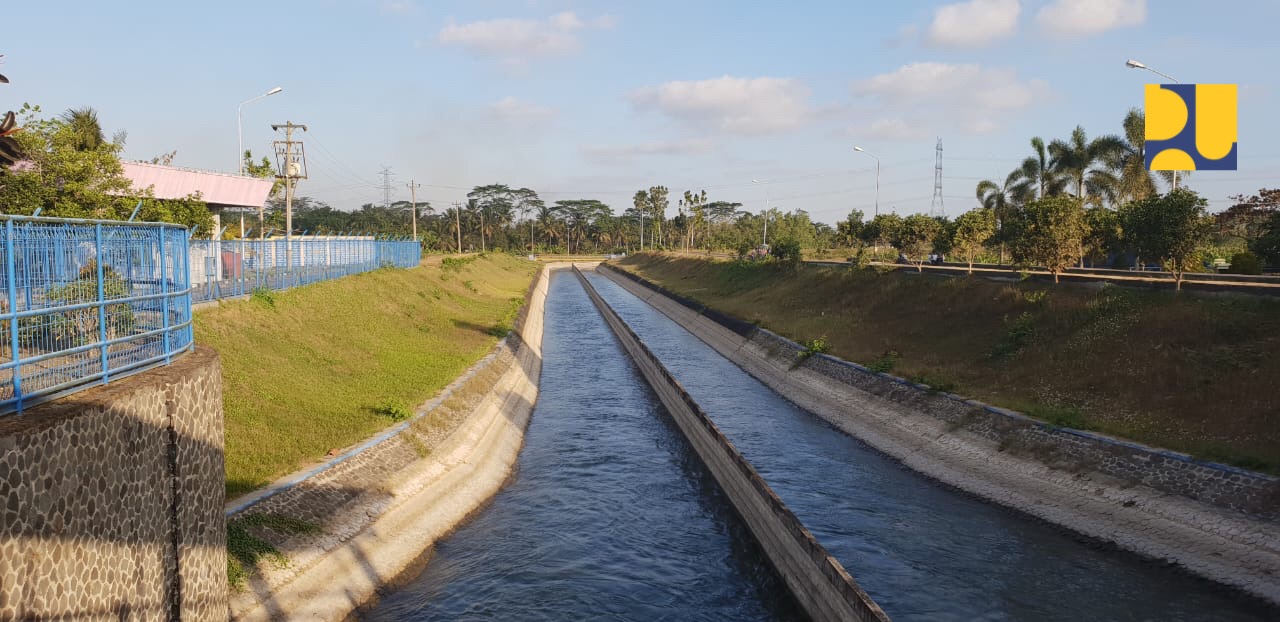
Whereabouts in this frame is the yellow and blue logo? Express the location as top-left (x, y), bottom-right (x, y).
top-left (1145, 84), bottom-right (1237, 171)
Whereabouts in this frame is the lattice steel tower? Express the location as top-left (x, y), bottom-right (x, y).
top-left (930, 137), bottom-right (944, 218)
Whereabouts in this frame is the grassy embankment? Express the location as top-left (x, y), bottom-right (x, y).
top-left (196, 254), bottom-right (537, 498)
top-left (615, 254), bottom-right (1280, 473)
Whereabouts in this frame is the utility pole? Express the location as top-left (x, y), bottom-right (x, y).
top-left (405, 179), bottom-right (421, 241)
top-left (452, 202), bottom-right (463, 253)
top-left (379, 166), bottom-right (394, 207)
top-left (271, 121), bottom-right (308, 273)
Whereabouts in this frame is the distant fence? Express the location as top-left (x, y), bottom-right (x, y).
top-left (189, 237), bottom-right (421, 303)
top-left (0, 215), bottom-right (193, 415)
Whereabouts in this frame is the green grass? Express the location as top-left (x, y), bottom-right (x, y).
top-left (197, 254), bottom-right (537, 498)
top-left (226, 513), bottom-right (323, 591)
top-left (614, 253), bottom-right (1280, 473)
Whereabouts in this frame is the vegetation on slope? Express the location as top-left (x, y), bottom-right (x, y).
top-left (615, 254), bottom-right (1280, 473)
top-left (196, 254), bottom-right (537, 498)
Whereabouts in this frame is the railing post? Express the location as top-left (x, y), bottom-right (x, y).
top-left (160, 226), bottom-right (171, 364)
top-left (95, 224), bottom-right (110, 384)
top-left (5, 220), bottom-right (23, 412)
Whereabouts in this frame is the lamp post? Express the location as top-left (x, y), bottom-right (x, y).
top-left (237, 86), bottom-right (283, 174)
top-left (752, 179), bottom-right (769, 247)
top-left (853, 146), bottom-right (880, 218)
top-left (1124, 59), bottom-right (1180, 189)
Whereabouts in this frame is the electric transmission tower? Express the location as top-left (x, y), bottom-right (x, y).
top-left (379, 166), bottom-right (395, 207)
top-left (930, 138), bottom-right (944, 218)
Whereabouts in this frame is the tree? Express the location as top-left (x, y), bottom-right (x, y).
top-left (1112, 108), bottom-right (1175, 203)
top-left (891, 214), bottom-right (943, 272)
top-left (679, 189), bottom-right (707, 252)
top-left (1016, 136), bottom-right (1061, 199)
top-left (632, 190), bottom-right (648, 249)
top-left (835, 209), bottom-right (864, 248)
top-left (976, 170), bottom-right (1031, 263)
top-left (1253, 213), bottom-right (1280, 268)
top-left (644, 186), bottom-right (669, 248)
top-left (860, 213), bottom-right (903, 254)
top-left (1008, 196), bottom-right (1088, 283)
top-left (1121, 189), bottom-right (1213, 290)
top-left (951, 208), bottom-right (996, 274)
top-left (1083, 206), bottom-right (1123, 267)
top-left (1048, 125), bottom-right (1124, 206)
top-left (0, 104), bottom-right (211, 231)
top-left (60, 107), bottom-right (107, 152)
top-left (513, 187), bottom-right (545, 251)
top-left (1218, 188), bottom-right (1280, 247)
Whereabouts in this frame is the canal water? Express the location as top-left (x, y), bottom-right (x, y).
top-left (582, 269), bottom-right (1277, 622)
top-left (370, 269), bottom-right (1277, 621)
top-left (364, 271), bottom-right (801, 621)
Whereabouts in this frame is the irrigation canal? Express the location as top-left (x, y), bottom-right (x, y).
top-left (365, 268), bottom-right (1277, 621)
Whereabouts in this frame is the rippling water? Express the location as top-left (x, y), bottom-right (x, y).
top-left (365, 271), bottom-right (801, 621)
top-left (584, 270), bottom-right (1277, 622)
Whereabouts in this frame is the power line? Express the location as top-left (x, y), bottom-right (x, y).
top-left (378, 166), bottom-right (394, 207)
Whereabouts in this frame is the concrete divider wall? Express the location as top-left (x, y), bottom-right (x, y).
top-left (599, 262), bottom-right (1280, 604)
top-left (573, 266), bottom-right (889, 622)
top-left (228, 263), bottom-right (558, 621)
top-left (0, 347), bottom-right (227, 621)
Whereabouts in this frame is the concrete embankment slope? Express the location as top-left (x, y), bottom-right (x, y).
top-left (574, 265), bottom-right (889, 622)
top-left (597, 262), bottom-right (1280, 605)
top-left (228, 264), bottom-right (559, 621)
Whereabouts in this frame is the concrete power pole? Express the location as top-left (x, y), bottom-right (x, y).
top-left (271, 121), bottom-right (308, 274)
top-left (452, 202), bottom-right (463, 253)
top-left (405, 180), bottom-right (421, 241)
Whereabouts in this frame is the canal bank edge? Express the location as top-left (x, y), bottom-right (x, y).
top-left (574, 265), bottom-right (890, 622)
top-left (226, 262), bottom-right (557, 621)
top-left (596, 262), bottom-right (1280, 605)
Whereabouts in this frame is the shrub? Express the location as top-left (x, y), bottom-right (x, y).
top-left (249, 286), bottom-right (276, 308)
top-left (769, 239), bottom-right (803, 266)
top-left (1228, 251), bottom-right (1263, 275)
top-left (799, 336), bottom-right (829, 360)
top-left (35, 260), bottom-right (135, 349)
top-left (867, 350), bottom-right (899, 373)
top-left (374, 399), bottom-right (412, 422)
top-left (991, 312), bottom-right (1035, 359)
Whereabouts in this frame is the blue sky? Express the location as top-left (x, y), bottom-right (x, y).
top-left (5, 0), bottom-right (1277, 223)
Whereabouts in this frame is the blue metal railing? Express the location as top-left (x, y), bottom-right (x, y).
top-left (188, 236), bottom-right (420, 303)
top-left (1, 215), bottom-right (193, 415)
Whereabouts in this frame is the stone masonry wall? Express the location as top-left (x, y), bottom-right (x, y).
top-left (0, 347), bottom-right (226, 621)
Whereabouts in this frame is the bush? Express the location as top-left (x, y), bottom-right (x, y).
top-left (1228, 251), bottom-right (1263, 275)
top-left (769, 239), bottom-right (802, 265)
top-left (867, 350), bottom-right (899, 373)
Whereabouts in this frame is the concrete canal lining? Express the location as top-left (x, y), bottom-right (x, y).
top-left (596, 262), bottom-right (1280, 606)
top-left (228, 263), bottom-right (559, 621)
top-left (573, 265), bottom-right (890, 622)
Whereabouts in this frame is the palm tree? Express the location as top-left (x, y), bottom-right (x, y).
top-left (976, 171), bottom-right (1032, 264)
top-left (60, 107), bottom-right (106, 151)
top-left (1017, 137), bottom-right (1060, 199)
top-left (1111, 108), bottom-right (1182, 203)
top-left (1048, 125), bottom-right (1124, 206)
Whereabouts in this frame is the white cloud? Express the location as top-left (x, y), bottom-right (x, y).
top-left (581, 139), bottom-right (713, 160)
top-left (489, 96), bottom-right (556, 121)
top-left (927, 0), bottom-right (1021, 47)
top-left (862, 118), bottom-right (930, 140)
top-left (1036, 0), bottom-right (1145, 38)
top-left (852, 62), bottom-right (1048, 137)
top-left (629, 76), bottom-right (812, 135)
top-left (437, 11), bottom-right (616, 66)
top-left (856, 62), bottom-right (1045, 110)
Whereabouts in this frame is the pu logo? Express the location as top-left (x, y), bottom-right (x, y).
top-left (1145, 84), bottom-right (1237, 171)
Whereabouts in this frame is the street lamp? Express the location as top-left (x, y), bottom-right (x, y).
top-left (752, 179), bottom-right (769, 247)
top-left (1124, 59), bottom-right (1180, 189)
top-left (853, 146), bottom-right (880, 218)
top-left (237, 86), bottom-right (283, 175)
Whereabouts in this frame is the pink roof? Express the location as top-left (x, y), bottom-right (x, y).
top-left (121, 161), bottom-right (273, 208)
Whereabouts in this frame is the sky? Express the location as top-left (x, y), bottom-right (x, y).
top-left (4, 0), bottom-right (1278, 224)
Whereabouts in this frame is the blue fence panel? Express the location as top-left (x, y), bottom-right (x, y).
top-left (188, 237), bottom-right (421, 303)
top-left (0, 215), bottom-right (193, 415)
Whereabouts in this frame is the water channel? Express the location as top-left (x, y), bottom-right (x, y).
top-left (368, 269), bottom-right (1277, 621)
